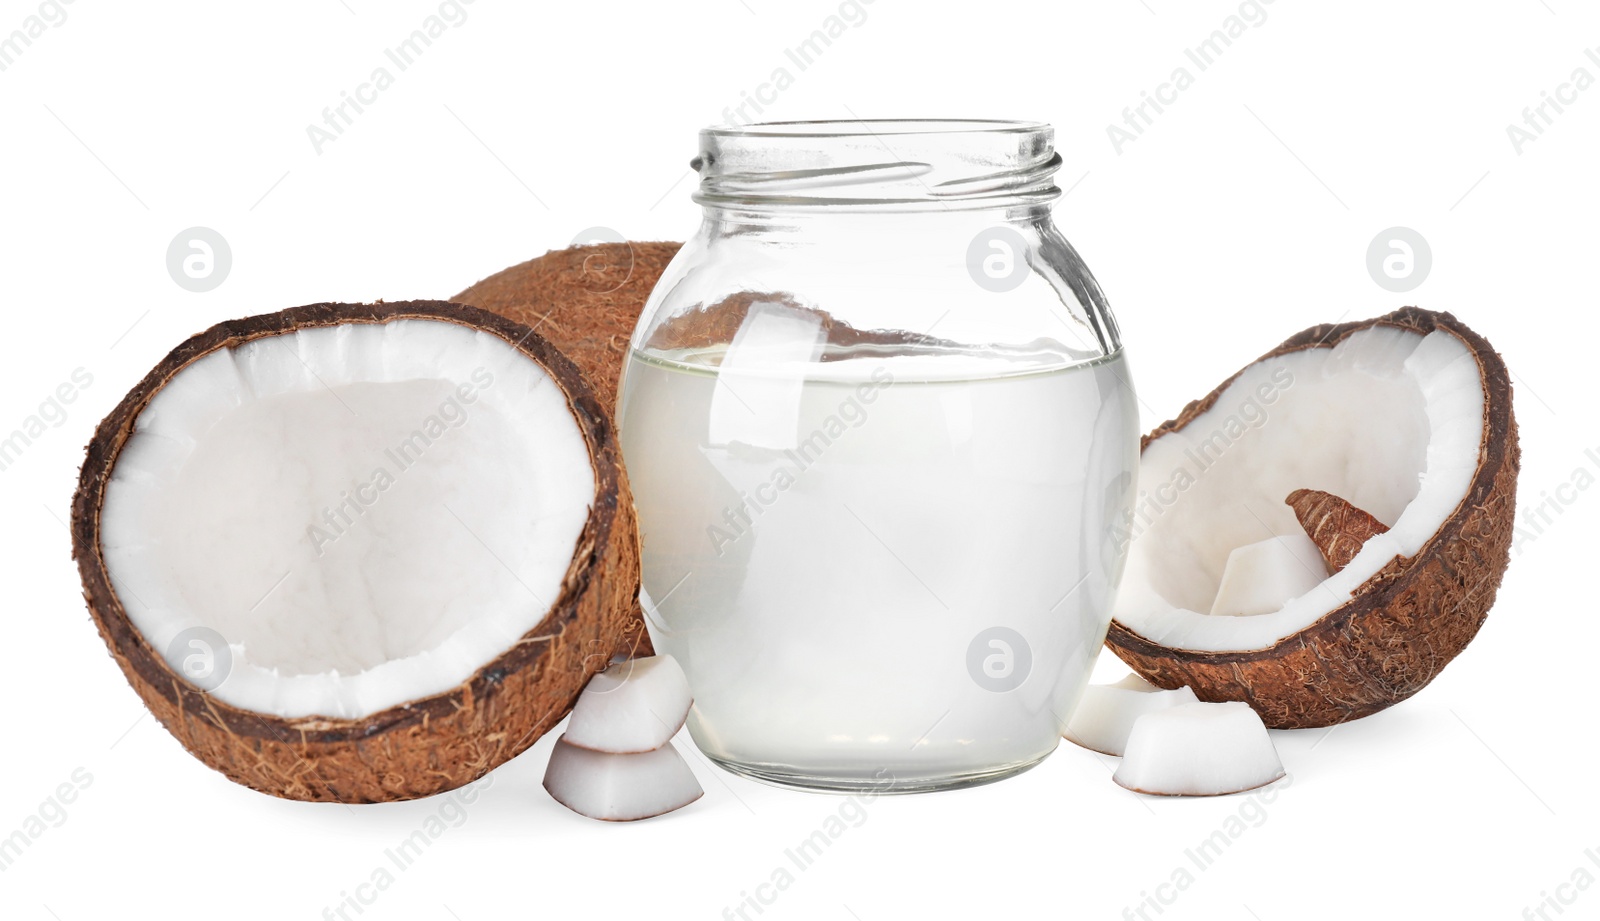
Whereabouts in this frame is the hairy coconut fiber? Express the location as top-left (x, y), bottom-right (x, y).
top-left (1287, 488), bottom-right (1391, 574)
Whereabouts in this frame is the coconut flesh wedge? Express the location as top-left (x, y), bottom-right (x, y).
top-left (1208, 533), bottom-right (1328, 617)
top-left (71, 302), bottom-right (640, 802)
top-left (544, 737), bottom-right (703, 822)
top-left (1113, 701), bottom-right (1285, 797)
top-left (1064, 675), bottom-right (1198, 757)
top-left (1107, 308), bottom-right (1518, 729)
top-left (565, 654), bottom-right (692, 754)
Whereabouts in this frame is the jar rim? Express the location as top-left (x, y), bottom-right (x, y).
top-left (692, 119), bottom-right (1061, 211)
top-left (700, 119), bottom-right (1051, 139)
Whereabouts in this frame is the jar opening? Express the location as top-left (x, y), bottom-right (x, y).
top-left (692, 119), bottom-right (1062, 211)
top-left (702, 118), bottom-right (1050, 139)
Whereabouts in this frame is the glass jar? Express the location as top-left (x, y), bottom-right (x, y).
top-left (616, 120), bottom-right (1138, 793)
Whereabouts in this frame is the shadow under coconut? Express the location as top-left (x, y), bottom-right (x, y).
top-left (227, 719), bottom-right (737, 838)
top-left (1268, 702), bottom-right (1437, 779)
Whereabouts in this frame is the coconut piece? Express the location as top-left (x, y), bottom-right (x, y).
top-left (1208, 533), bottom-right (1328, 617)
top-left (1064, 675), bottom-right (1199, 756)
top-left (543, 737), bottom-right (703, 821)
top-left (1113, 701), bottom-right (1285, 797)
top-left (1106, 308), bottom-right (1519, 728)
top-left (71, 302), bottom-right (640, 802)
top-left (1286, 488), bottom-right (1391, 573)
top-left (455, 242), bottom-right (681, 660)
top-left (565, 655), bottom-right (692, 754)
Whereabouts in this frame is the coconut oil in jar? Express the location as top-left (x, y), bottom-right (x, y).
top-left (617, 120), bottom-right (1140, 792)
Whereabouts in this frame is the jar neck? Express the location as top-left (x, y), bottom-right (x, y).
top-left (691, 120), bottom-right (1062, 214)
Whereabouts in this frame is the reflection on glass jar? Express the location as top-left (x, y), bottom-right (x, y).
top-left (617, 120), bottom-right (1139, 793)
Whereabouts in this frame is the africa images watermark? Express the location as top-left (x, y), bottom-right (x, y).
top-left (320, 772), bottom-right (494, 920)
top-left (305, 0), bottom-right (478, 154)
top-left (718, 0), bottom-right (877, 128)
top-left (1110, 364), bottom-right (1295, 551)
top-left (1106, 0), bottom-right (1282, 154)
top-left (706, 366), bottom-right (894, 556)
top-left (305, 367), bottom-right (494, 556)
top-left (1522, 846), bottom-right (1600, 921)
top-left (0, 767), bottom-right (93, 873)
top-left (721, 769), bottom-right (897, 920)
top-left (0, 0), bottom-right (77, 74)
top-left (1511, 445), bottom-right (1600, 556)
top-left (1122, 773), bottom-right (1293, 920)
top-left (0, 367), bottom-right (94, 475)
top-left (1505, 45), bottom-right (1600, 155)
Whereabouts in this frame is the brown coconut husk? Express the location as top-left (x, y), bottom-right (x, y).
top-left (1105, 307), bottom-right (1519, 730)
top-left (1286, 488), bottom-right (1391, 574)
top-left (71, 301), bottom-right (640, 802)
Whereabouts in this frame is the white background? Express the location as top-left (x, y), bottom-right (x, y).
top-left (3, 1), bottom-right (1597, 919)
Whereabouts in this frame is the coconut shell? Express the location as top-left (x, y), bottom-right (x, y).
top-left (1286, 488), bottom-right (1391, 573)
top-left (1105, 307), bottom-right (1519, 729)
top-left (71, 302), bottom-right (641, 802)
top-left (455, 243), bottom-right (680, 659)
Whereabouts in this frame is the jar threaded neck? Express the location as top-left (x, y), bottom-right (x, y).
top-left (692, 119), bottom-right (1061, 211)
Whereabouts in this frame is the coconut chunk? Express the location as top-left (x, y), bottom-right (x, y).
top-left (1064, 675), bottom-right (1198, 756)
top-left (564, 655), bottom-right (693, 754)
top-left (543, 737), bottom-right (704, 821)
top-left (1208, 533), bottom-right (1328, 617)
top-left (1286, 488), bottom-right (1390, 573)
top-left (1113, 701), bottom-right (1285, 797)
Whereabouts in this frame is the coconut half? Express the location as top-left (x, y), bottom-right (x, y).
top-left (1106, 308), bottom-right (1518, 729)
top-left (71, 302), bottom-right (640, 802)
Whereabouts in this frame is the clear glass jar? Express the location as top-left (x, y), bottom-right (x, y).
top-left (616, 120), bottom-right (1138, 793)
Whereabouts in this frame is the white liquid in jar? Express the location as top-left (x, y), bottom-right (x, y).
top-left (617, 344), bottom-right (1138, 791)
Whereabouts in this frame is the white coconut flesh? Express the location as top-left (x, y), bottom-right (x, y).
top-left (1208, 533), bottom-right (1327, 617)
top-left (565, 655), bottom-right (693, 754)
top-left (544, 738), bottom-right (704, 822)
top-left (1113, 325), bottom-right (1485, 652)
top-left (1064, 674), bottom-right (1199, 757)
top-left (1113, 701), bottom-right (1285, 796)
top-left (98, 319), bottom-right (595, 720)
